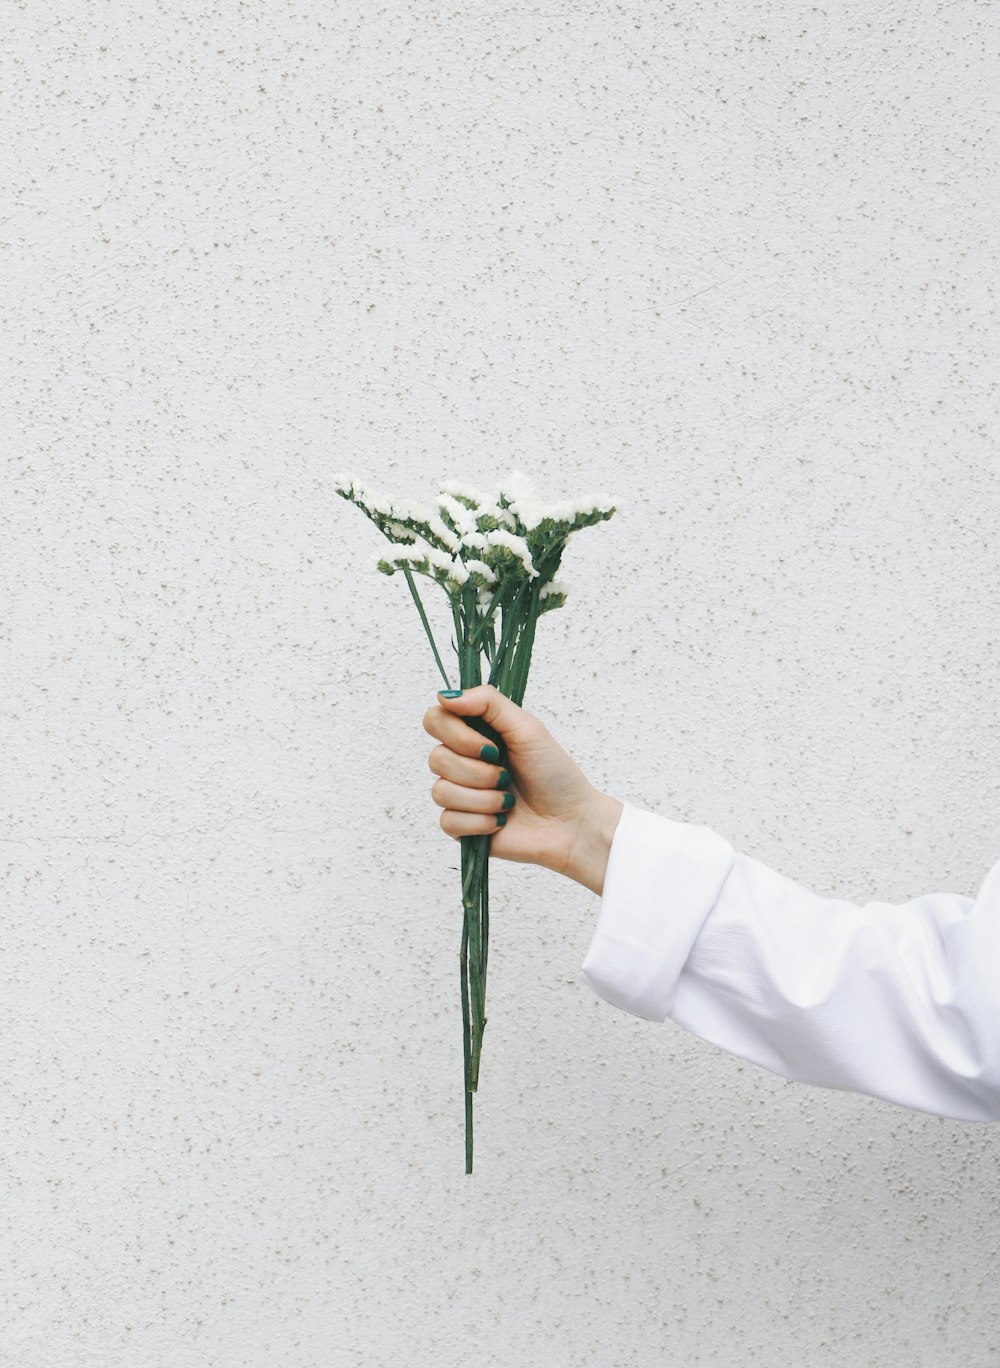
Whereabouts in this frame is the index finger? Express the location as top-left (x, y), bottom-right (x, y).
top-left (422, 705), bottom-right (502, 763)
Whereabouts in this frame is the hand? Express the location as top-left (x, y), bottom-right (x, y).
top-left (422, 684), bottom-right (624, 895)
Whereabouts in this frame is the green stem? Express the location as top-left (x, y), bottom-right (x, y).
top-left (450, 577), bottom-right (540, 1171)
top-left (468, 582), bottom-right (505, 649)
top-left (488, 582), bottom-right (529, 688)
top-left (481, 847), bottom-right (489, 989)
top-left (462, 839), bottom-right (482, 1048)
top-left (451, 594), bottom-right (465, 673)
top-left (401, 564), bottom-right (453, 690)
top-left (509, 582), bottom-right (541, 705)
top-left (456, 588), bottom-right (490, 1166)
top-left (462, 835), bottom-right (488, 1091)
top-left (460, 913), bottom-right (473, 1175)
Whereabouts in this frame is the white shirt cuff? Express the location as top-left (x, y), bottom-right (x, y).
top-left (580, 802), bottom-right (736, 1021)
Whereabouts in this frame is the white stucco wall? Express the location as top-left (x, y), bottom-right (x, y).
top-left (6, 2), bottom-right (1000, 1364)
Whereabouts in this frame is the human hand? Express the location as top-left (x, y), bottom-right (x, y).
top-left (422, 684), bottom-right (624, 895)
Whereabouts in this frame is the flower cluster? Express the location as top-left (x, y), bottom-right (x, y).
top-left (335, 469), bottom-right (617, 611)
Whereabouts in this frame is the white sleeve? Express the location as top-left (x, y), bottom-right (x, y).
top-left (580, 801), bottom-right (1000, 1122)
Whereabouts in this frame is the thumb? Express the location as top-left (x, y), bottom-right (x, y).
top-left (436, 683), bottom-right (537, 759)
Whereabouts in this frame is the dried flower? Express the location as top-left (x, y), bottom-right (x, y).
top-left (338, 468), bottom-right (617, 1171)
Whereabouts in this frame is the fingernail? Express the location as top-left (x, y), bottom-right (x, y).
top-left (438, 689), bottom-right (463, 698)
top-left (496, 770), bottom-right (512, 790)
top-left (479, 743), bottom-right (500, 763)
top-left (495, 813), bottom-right (507, 827)
top-left (501, 792), bottom-right (516, 810)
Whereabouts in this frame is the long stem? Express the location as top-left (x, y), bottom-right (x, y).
top-left (468, 582), bottom-right (505, 648)
top-left (455, 590), bottom-right (490, 1167)
top-left (509, 582), bottom-right (541, 705)
top-left (481, 848), bottom-right (489, 989)
top-left (401, 565), bottom-right (453, 690)
top-left (451, 594), bottom-right (464, 671)
top-left (451, 577), bottom-right (541, 1171)
top-left (460, 913), bottom-right (473, 1175)
top-left (462, 835), bottom-right (483, 1084)
top-left (488, 582), bottom-right (529, 687)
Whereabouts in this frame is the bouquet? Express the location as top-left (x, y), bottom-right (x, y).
top-left (336, 469), bottom-right (616, 1171)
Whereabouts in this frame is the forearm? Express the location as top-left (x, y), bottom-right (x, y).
top-left (670, 848), bottom-right (1000, 1121)
top-left (581, 802), bottom-right (1000, 1122)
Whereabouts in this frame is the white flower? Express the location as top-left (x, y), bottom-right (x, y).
top-left (438, 478), bottom-right (492, 509)
top-left (439, 478), bottom-right (521, 531)
top-left (538, 577), bottom-right (569, 614)
top-left (425, 515), bottom-right (462, 554)
top-left (453, 527), bottom-right (537, 578)
top-left (387, 520), bottom-right (417, 543)
top-left (547, 494), bottom-right (619, 522)
top-left (381, 545), bottom-right (469, 589)
top-left (335, 472), bottom-right (427, 530)
top-left (337, 472), bottom-right (466, 553)
top-left (491, 470), bottom-right (617, 531)
top-left (462, 558), bottom-right (498, 587)
top-left (495, 469), bottom-right (545, 530)
top-left (490, 504), bottom-right (520, 532)
top-left (437, 493), bottom-right (479, 538)
top-left (482, 528), bottom-right (538, 577)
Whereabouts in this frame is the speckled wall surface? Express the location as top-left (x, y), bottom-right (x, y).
top-left (6, 2), bottom-right (1000, 1365)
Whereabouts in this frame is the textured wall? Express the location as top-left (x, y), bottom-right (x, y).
top-left (6, 2), bottom-right (1000, 1365)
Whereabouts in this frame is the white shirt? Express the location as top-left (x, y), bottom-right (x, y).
top-left (581, 803), bottom-right (1000, 1122)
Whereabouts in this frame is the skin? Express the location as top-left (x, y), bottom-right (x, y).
top-left (422, 683), bottom-right (625, 897)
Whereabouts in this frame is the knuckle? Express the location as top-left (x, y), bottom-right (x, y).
top-left (426, 744), bottom-right (446, 773)
top-left (520, 714), bottom-right (543, 741)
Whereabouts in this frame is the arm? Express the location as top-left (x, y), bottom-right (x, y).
top-left (424, 687), bottom-right (1000, 1123)
top-left (581, 803), bottom-right (1000, 1122)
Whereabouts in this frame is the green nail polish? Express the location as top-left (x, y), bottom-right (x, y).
top-left (480, 743), bottom-right (500, 763)
top-left (495, 813), bottom-right (507, 827)
top-left (439, 689), bottom-right (463, 698)
top-left (497, 770), bottom-right (512, 790)
top-left (501, 792), bottom-right (516, 810)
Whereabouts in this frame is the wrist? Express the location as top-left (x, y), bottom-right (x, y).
top-left (561, 789), bottom-right (625, 896)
